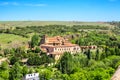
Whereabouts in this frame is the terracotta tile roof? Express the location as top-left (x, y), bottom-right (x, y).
top-left (41, 43), bottom-right (78, 48)
top-left (47, 36), bottom-right (65, 44)
top-left (41, 48), bottom-right (47, 52)
top-left (41, 44), bottom-right (54, 47)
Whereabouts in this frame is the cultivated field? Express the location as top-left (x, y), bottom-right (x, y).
top-left (0, 33), bottom-right (29, 49)
top-left (0, 21), bottom-right (113, 28)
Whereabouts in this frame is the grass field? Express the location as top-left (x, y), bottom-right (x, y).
top-left (0, 21), bottom-right (113, 28)
top-left (0, 33), bottom-right (29, 48)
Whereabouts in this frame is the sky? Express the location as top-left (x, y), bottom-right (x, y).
top-left (0, 0), bottom-right (120, 21)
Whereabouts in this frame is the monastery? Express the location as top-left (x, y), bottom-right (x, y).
top-left (40, 35), bottom-right (81, 60)
top-left (40, 35), bottom-right (97, 60)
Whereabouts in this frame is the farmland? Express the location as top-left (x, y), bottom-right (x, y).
top-left (0, 33), bottom-right (29, 49)
top-left (0, 21), bottom-right (113, 28)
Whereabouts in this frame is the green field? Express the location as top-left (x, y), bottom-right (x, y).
top-left (0, 33), bottom-right (29, 48)
top-left (0, 21), bottom-right (113, 28)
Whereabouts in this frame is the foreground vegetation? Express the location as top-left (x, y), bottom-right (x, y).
top-left (0, 22), bottom-right (120, 80)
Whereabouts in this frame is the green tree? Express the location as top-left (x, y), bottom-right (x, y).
top-left (34, 47), bottom-right (41, 53)
top-left (88, 59), bottom-right (96, 67)
top-left (4, 49), bottom-right (10, 56)
top-left (73, 54), bottom-right (88, 68)
top-left (100, 52), bottom-right (107, 60)
top-left (39, 69), bottom-right (52, 80)
top-left (31, 34), bottom-right (39, 48)
top-left (88, 68), bottom-right (110, 80)
top-left (61, 74), bottom-right (70, 80)
top-left (52, 71), bottom-right (62, 79)
top-left (9, 62), bottom-right (22, 80)
top-left (85, 49), bottom-right (91, 60)
top-left (114, 47), bottom-right (120, 55)
top-left (95, 49), bottom-right (100, 60)
top-left (57, 52), bottom-right (74, 74)
top-left (70, 71), bottom-right (87, 80)
top-left (0, 62), bottom-right (9, 80)
top-left (0, 62), bottom-right (9, 70)
top-left (10, 56), bottom-right (19, 65)
top-left (22, 66), bottom-right (28, 76)
top-left (27, 54), bottom-right (42, 65)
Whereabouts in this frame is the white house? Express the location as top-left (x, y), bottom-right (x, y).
top-left (23, 73), bottom-right (39, 80)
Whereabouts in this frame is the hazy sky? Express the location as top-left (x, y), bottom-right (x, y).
top-left (0, 0), bottom-right (120, 21)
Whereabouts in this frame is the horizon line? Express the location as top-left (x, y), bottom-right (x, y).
top-left (0, 20), bottom-right (119, 22)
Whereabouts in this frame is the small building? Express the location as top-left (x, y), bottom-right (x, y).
top-left (80, 45), bottom-right (97, 52)
top-left (23, 73), bottom-right (39, 80)
top-left (20, 58), bottom-right (28, 64)
top-left (0, 58), bottom-right (8, 65)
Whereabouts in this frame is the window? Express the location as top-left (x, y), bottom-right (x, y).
top-left (74, 48), bottom-right (76, 50)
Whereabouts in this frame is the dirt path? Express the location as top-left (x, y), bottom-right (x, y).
top-left (111, 66), bottom-right (120, 80)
